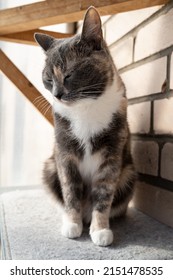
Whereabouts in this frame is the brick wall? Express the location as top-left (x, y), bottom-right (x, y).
top-left (103, 1), bottom-right (173, 226)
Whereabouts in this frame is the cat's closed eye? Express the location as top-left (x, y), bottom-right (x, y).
top-left (47, 78), bottom-right (53, 84)
top-left (43, 75), bottom-right (53, 91)
top-left (64, 74), bottom-right (71, 82)
top-left (64, 74), bottom-right (72, 88)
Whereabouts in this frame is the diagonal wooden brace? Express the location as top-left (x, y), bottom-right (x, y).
top-left (0, 49), bottom-right (54, 125)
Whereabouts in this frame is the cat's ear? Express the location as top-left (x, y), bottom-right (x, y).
top-left (34, 33), bottom-right (55, 52)
top-left (81, 6), bottom-right (103, 50)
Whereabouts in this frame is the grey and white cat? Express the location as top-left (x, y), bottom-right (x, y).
top-left (35, 6), bottom-right (136, 247)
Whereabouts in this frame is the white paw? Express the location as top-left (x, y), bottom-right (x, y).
top-left (90, 229), bottom-right (113, 246)
top-left (61, 222), bottom-right (83, 239)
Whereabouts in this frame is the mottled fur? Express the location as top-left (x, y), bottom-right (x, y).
top-left (35, 7), bottom-right (136, 246)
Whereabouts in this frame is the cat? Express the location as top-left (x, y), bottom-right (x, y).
top-left (34, 6), bottom-right (136, 247)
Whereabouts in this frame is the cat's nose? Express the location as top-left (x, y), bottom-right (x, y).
top-left (53, 87), bottom-right (64, 99)
top-left (53, 84), bottom-right (67, 100)
top-left (54, 91), bottom-right (63, 100)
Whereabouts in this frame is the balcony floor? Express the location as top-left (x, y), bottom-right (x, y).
top-left (1, 189), bottom-right (173, 260)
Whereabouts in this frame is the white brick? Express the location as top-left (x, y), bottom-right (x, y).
top-left (105, 6), bottom-right (160, 46)
top-left (127, 102), bottom-right (150, 134)
top-left (110, 38), bottom-right (133, 69)
top-left (121, 57), bottom-right (166, 98)
top-left (101, 15), bottom-right (111, 24)
top-left (135, 8), bottom-right (173, 60)
top-left (133, 182), bottom-right (173, 228)
top-left (131, 141), bottom-right (159, 175)
top-left (154, 97), bottom-right (173, 134)
top-left (161, 143), bottom-right (173, 181)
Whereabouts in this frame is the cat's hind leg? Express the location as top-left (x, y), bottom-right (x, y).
top-left (43, 155), bottom-right (64, 204)
top-left (110, 163), bottom-right (136, 219)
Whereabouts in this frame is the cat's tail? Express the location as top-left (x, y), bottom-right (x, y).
top-left (110, 163), bottom-right (137, 218)
top-left (42, 155), bottom-right (64, 204)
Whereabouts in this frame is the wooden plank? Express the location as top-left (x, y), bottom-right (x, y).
top-left (0, 29), bottom-right (74, 45)
top-left (0, 49), bottom-right (54, 125)
top-left (0, 0), bottom-right (169, 35)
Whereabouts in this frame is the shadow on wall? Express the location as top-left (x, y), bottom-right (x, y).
top-left (122, 5), bottom-right (173, 184)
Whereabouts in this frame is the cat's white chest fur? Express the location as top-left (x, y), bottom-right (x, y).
top-left (53, 78), bottom-right (124, 140)
top-left (53, 78), bottom-right (124, 183)
top-left (53, 78), bottom-right (124, 182)
top-left (78, 144), bottom-right (101, 183)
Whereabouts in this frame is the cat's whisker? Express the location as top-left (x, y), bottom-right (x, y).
top-left (38, 103), bottom-right (48, 112)
top-left (33, 95), bottom-right (43, 102)
top-left (34, 95), bottom-right (44, 102)
top-left (80, 91), bottom-right (103, 94)
top-left (34, 96), bottom-right (51, 112)
top-left (33, 95), bottom-right (45, 105)
top-left (34, 98), bottom-right (47, 109)
top-left (37, 99), bottom-right (47, 106)
top-left (43, 104), bottom-right (52, 116)
top-left (38, 100), bottom-right (50, 113)
top-left (80, 82), bottom-right (105, 88)
top-left (40, 101), bottom-right (50, 113)
top-left (76, 83), bottom-right (105, 92)
top-left (69, 91), bottom-right (103, 98)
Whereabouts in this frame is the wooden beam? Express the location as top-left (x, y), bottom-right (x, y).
top-left (0, 49), bottom-right (53, 125)
top-left (0, 0), bottom-right (169, 35)
top-left (0, 29), bottom-right (74, 45)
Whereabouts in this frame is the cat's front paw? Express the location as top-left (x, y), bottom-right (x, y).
top-left (90, 229), bottom-right (113, 246)
top-left (61, 222), bottom-right (83, 239)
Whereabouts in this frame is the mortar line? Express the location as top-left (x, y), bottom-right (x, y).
top-left (128, 90), bottom-right (173, 105)
top-left (150, 101), bottom-right (154, 134)
top-left (109, 1), bottom-right (173, 49)
top-left (119, 45), bottom-right (173, 74)
top-left (138, 173), bottom-right (173, 192)
top-left (131, 134), bottom-right (173, 143)
top-left (166, 53), bottom-right (171, 91)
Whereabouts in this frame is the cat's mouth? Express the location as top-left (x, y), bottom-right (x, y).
top-left (53, 91), bottom-right (99, 105)
top-left (54, 94), bottom-right (76, 104)
top-left (53, 94), bottom-right (73, 105)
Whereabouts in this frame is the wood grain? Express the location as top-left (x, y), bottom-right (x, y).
top-left (0, 0), bottom-right (169, 35)
top-left (0, 29), bottom-right (74, 45)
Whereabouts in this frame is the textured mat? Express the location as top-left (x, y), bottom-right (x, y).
top-left (0, 189), bottom-right (173, 260)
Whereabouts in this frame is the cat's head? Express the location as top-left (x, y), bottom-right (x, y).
top-left (35, 6), bottom-right (115, 105)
